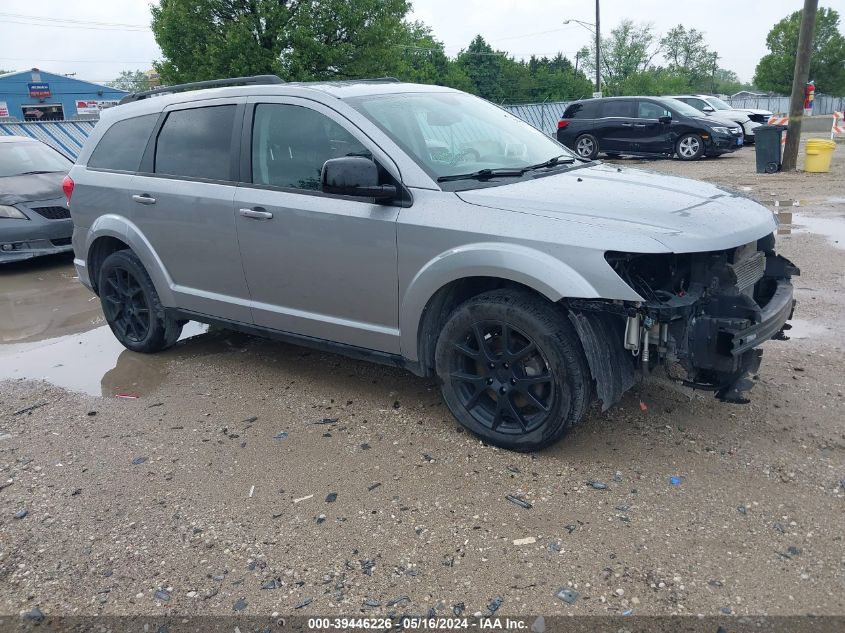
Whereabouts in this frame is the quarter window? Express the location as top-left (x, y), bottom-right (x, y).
top-left (251, 104), bottom-right (368, 190)
top-left (88, 114), bottom-right (158, 172)
top-left (154, 105), bottom-right (236, 181)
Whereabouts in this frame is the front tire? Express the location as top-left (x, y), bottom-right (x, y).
top-left (574, 133), bottom-right (599, 160)
top-left (98, 250), bottom-right (182, 353)
top-left (435, 290), bottom-right (591, 452)
top-left (675, 133), bottom-right (704, 160)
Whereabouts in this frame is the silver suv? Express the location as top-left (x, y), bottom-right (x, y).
top-left (66, 76), bottom-right (798, 451)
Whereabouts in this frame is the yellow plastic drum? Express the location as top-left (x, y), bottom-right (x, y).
top-left (804, 138), bottom-right (836, 173)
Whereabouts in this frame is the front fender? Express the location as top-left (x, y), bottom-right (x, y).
top-left (82, 214), bottom-right (176, 307)
top-left (400, 242), bottom-right (611, 361)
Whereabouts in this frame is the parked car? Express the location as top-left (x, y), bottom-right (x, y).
top-left (68, 77), bottom-right (797, 451)
top-left (558, 96), bottom-right (744, 160)
top-left (671, 95), bottom-right (773, 144)
top-left (0, 136), bottom-right (73, 263)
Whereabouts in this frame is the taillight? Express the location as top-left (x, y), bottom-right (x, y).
top-left (62, 175), bottom-right (74, 203)
top-left (557, 120), bottom-right (570, 129)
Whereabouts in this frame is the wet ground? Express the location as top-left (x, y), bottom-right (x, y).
top-left (1, 137), bottom-right (844, 620)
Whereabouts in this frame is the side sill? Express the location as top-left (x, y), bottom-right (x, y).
top-left (168, 309), bottom-right (426, 377)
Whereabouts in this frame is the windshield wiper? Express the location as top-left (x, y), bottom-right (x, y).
top-left (521, 155), bottom-right (577, 171)
top-left (16, 170), bottom-right (60, 175)
top-left (437, 168), bottom-right (525, 183)
top-left (437, 155), bottom-right (577, 183)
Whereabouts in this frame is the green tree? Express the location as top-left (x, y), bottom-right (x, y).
top-left (109, 70), bottom-right (151, 92)
top-left (754, 7), bottom-right (845, 96)
top-left (151, 0), bottom-right (411, 84)
top-left (455, 35), bottom-right (506, 101)
top-left (394, 22), bottom-right (473, 91)
top-left (660, 25), bottom-right (718, 90)
top-left (583, 19), bottom-right (661, 92)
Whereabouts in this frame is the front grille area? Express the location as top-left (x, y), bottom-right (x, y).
top-left (749, 113), bottom-right (769, 123)
top-left (728, 250), bottom-right (766, 292)
top-left (51, 237), bottom-right (72, 247)
top-left (31, 206), bottom-right (71, 220)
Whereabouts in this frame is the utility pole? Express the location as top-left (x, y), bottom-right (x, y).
top-left (595, 0), bottom-right (601, 94)
top-left (782, 0), bottom-right (818, 171)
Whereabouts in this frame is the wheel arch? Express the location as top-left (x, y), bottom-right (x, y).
top-left (84, 214), bottom-right (175, 305)
top-left (401, 243), bottom-right (601, 372)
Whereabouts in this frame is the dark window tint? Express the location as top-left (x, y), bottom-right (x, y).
top-left (88, 114), bottom-right (158, 171)
top-left (251, 104), bottom-right (367, 190)
top-left (563, 101), bottom-right (598, 119)
top-left (154, 106), bottom-right (235, 180)
top-left (638, 101), bottom-right (671, 119)
top-left (600, 100), bottom-right (636, 118)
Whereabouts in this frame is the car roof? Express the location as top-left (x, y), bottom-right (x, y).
top-left (105, 80), bottom-right (459, 121)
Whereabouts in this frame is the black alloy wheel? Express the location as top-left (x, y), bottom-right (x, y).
top-left (102, 266), bottom-right (152, 343)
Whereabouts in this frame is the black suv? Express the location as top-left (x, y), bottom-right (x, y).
top-left (557, 96), bottom-right (744, 161)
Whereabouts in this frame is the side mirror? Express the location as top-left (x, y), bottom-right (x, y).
top-left (702, 106), bottom-right (715, 113)
top-left (321, 157), bottom-right (397, 200)
top-left (658, 115), bottom-right (672, 125)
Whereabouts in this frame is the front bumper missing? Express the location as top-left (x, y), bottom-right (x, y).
top-left (690, 277), bottom-right (795, 401)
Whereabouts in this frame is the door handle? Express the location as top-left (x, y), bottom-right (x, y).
top-left (620, 122), bottom-right (633, 127)
top-left (239, 207), bottom-right (274, 220)
top-left (132, 194), bottom-right (156, 205)
top-left (632, 123), bottom-right (647, 128)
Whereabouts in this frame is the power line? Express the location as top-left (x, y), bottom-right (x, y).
top-left (0, 19), bottom-right (149, 32)
top-left (0, 12), bottom-right (149, 29)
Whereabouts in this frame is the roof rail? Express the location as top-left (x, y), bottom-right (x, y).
top-left (119, 75), bottom-right (284, 104)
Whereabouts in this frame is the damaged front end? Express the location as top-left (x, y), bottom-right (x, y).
top-left (570, 233), bottom-right (798, 406)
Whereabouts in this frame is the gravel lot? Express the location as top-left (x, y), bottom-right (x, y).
top-left (1, 137), bottom-right (844, 623)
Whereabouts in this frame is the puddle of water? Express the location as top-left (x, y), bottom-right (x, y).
top-left (786, 318), bottom-right (832, 340)
top-left (783, 213), bottom-right (845, 249)
top-left (0, 256), bottom-right (234, 396)
top-left (0, 322), bottom-right (210, 397)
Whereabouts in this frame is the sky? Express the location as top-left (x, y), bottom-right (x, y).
top-left (0, 0), bottom-right (816, 85)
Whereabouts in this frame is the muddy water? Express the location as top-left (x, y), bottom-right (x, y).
top-left (0, 254), bottom-right (213, 397)
top-left (791, 213), bottom-right (845, 250)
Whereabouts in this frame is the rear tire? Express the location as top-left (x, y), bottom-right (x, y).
top-left (98, 250), bottom-right (182, 353)
top-left (574, 133), bottom-right (599, 160)
top-left (434, 290), bottom-right (591, 452)
top-left (675, 133), bottom-right (704, 160)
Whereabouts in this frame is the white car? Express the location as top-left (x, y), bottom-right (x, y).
top-left (671, 95), bottom-right (773, 144)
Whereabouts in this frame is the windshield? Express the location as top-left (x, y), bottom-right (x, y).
top-left (347, 91), bottom-right (576, 181)
top-left (0, 141), bottom-right (72, 177)
top-left (661, 98), bottom-right (705, 118)
top-left (706, 97), bottom-right (732, 110)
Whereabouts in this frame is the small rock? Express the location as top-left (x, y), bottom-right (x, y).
top-left (615, 588), bottom-right (625, 596)
top-left (737, 505), bottom-right (748, 515)
top-left (132, 456), bottom-right (148, 465)
top-left (325, 493), bottom-right (337, 503)
top-left (154, 589), bottom-right (171, 602)
top-left (14, 509), bottom-right (27, 520)
top-left (556, 587), bottom-right (579, 604)
top-left (316, 514), bottom-right (326, 524)
top-left (721, 607), bottom-right (733, 615)
top-left (387, 596), bottom-right (410, 608)
top-left (513, 537), bottom-right (537, 546)
top-left (360, 443), bottom-right (371, 450)
top-left (261, 579), bottom-right (282, 590)
top-left (87, 411), bottom-right (97, 417)
top-left (273, 431), bottom-right (288, 440)
top-left (422, 453), bottom-right (435, 462)
top-left (589, 481), bottom-right (608, 490)
top-left (233, 598), bottom-right (247, 611)
top-left (787, 546), bottom-right (802, 556)
top-left (363, 599), bottom-right (381, 608)
top-left (486, 596), bottom-right (503, 615)
top-left (24, 608), bottom-right (44, 623)
top-left (452, 602), bottom-right (465, 616)
top-left (295, 598), bottom-right (313, 609)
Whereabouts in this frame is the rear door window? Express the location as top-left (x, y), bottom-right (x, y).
top-left (600, 100), bottom-right (636, 118)
top-left (88, 114), bottom-right (158, 172)
top-left (154, 105), bottom-right (236, 181)
top-left (638, 101), bottom-right (671, 119)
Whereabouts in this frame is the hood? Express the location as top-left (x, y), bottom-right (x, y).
top-left (0, 172), bottom-right (65, 205)
top-left (456, 163), bottom-right (777, 253)
top-left (701, 114), bottom-right (744, 127)
top-left (735, 107), bottom-right (772, 116)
